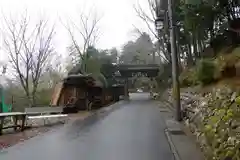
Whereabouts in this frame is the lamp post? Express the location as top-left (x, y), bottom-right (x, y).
top-left (155, 0), bottom-right (182, 121)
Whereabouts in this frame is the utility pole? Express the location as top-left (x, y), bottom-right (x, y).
top-left (156, 27), bottom-right (162, 64)
top-left (168, 0), bottom-right (181, 121)
top-left (124, 78), bottom-right (129, 100)
top-left (153, 51), bottom-right (156, 64)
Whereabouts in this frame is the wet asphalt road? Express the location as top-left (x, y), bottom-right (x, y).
top-left (0, 93), bottom-right (174, 160)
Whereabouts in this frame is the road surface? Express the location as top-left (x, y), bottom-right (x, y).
top-left (0, 93), bottom-right (174, 160)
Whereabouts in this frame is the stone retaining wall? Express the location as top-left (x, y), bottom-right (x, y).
top-left (158, 86), bottom-right (240, 160)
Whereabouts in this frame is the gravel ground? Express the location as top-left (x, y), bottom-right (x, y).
top-left (0, 126), bottom-right (55, 149)
top-left (0, 112), bottom-right (91, 150)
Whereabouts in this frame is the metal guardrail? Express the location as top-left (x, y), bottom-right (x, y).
top-left (24, 107), bottom-right (63, 114)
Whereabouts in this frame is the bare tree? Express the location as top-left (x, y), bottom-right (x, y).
top-left (134, 0), bottom-right (157, 38)
top-left (133, 0), bottom-right (170, 63)
top-left (63, 10), bottom-right (101, 72)
top-left (2, 12), bottom-right (55, 106)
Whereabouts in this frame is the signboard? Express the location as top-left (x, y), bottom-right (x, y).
top-left (117, 64), bottom-right (160, 78)
top-left (120, 70), bottom-right (159, 78)
top-left (185, 0), bottom-right (201, 5)
top-left (132, 72), bottom-right (148, 77)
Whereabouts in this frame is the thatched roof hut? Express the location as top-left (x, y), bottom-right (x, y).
top-left (51, 64), bottom-right (121, 111)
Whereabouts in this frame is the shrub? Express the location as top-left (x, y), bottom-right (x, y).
top-left (196, 59), bottom-right (216, 85)
top-left (180, 67), bottom-right (198, 87)
top-left (155, 63), bottom-right (172, 90)
top-left (215, 52), bottom-right (240, 79)
top-left (199, 86), bottom-right (240, 160)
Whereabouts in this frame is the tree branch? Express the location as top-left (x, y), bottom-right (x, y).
top-left (2, 12), bottom-right (55, 106)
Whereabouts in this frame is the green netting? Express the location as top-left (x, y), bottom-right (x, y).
top-left (2, 104), bottom-right (11, 112)
top-left (0, 87), bottom-right (11, 113)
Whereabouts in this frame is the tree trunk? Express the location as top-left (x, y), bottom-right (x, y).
top-left (210, 29), bottom-right (215, 44)
top-left (23, 88), bottom-right (32, 107)
top-left (201, 40), bottom-right (205, 53)
top-left (198, 38), bottom-right (203, 57)
top-left (186, 42), bottom-right (194, 66)
top-left (31, 93), bottom-right (37, 107)
top-left (31, 83), bottom-right (38, 107)
top-left (192, 34), bottom-right (198, 59)
top-left (162, 35), bottom-right (172, 63)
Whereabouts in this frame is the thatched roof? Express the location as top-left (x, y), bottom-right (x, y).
top-left (66, 64), bottom-right (108, 88)
top-left (94, 79), bottom-right (104, 88)
top-left (63, 74), bottom-right (94, 87)
top-left (65, 74), bottom-right (91, 79)
top-left (68, 64), bottom-right (83, 75)
top-left (63, 73), bottom-right (107, 88)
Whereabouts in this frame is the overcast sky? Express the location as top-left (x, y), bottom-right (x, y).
top-left (0, 0), bottom-right (152, 60)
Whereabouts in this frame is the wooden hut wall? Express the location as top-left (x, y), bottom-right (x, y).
top-left (57, 86), bottom-right (65, 106)
top-left (100, 88), bottom-right (112, 104)
top-left (88, 87), bottom-right (102, 97)
top-left (58, 86), bottom-right (76, 106)
top-left (58, 92), bottom-right (64, 106)
top-left (75, 87), bottom-right (88, 110)
top-left (76, 87), bottom-right (86, 98)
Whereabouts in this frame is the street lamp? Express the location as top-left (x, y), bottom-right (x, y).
top-left (155, 17), bottom-right (164, 30)
top-left (154, 16), bottom-right (164, 64)
top-left (154, 0), bottom-right (165, 30)
top-left (154, 0), bottom-right (165, 65)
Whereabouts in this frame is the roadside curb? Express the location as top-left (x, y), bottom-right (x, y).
top-left (165, 129), bottom-right (181, 160)
top-left (157, 101), bottom-right (204, 160)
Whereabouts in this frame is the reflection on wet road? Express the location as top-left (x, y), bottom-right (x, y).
top-left (0, 93), bottom-right (174, 160)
